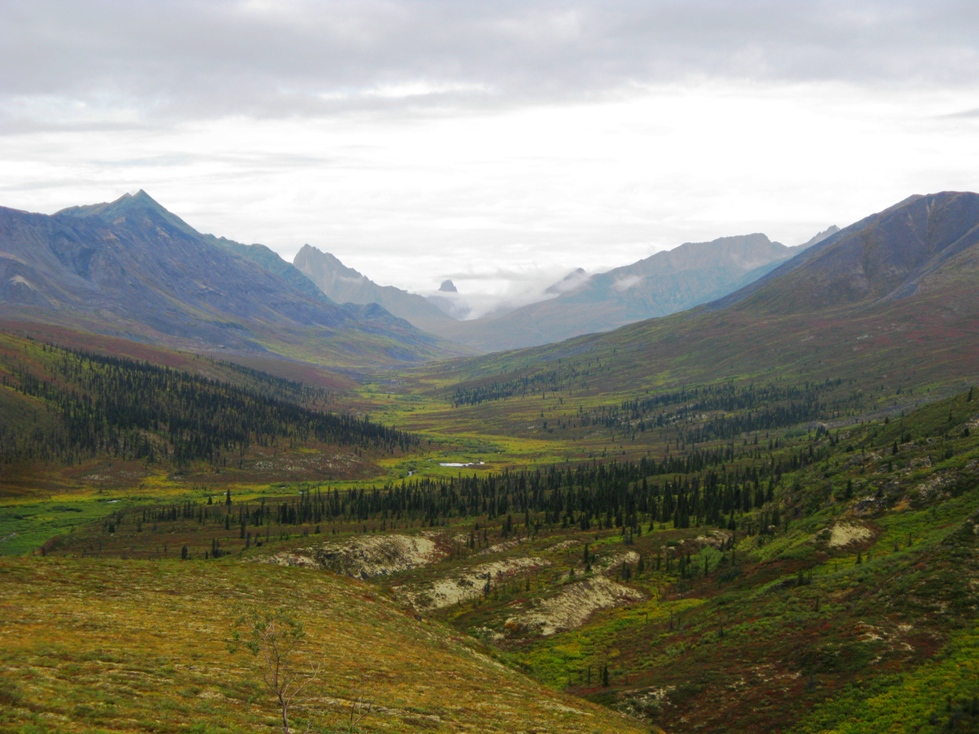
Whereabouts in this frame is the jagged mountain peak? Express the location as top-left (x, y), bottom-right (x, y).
top-left (54, 189), bottom-right (198, 237)
top-left (295, 245), bottom-right (369, 282)
top-left (57, 189), bottom-right (163, 217)
top-left (800, 225), bottom-right (840, 248)
top-left (294, 245), bottom-right (454, 332)
top-left (0, 194), bottom-right (450, 366)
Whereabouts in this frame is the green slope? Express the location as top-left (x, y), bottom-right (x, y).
top-left (58, 388), bottom-right (979, 733)
top-left (0, 330), bottom-right (411, 488)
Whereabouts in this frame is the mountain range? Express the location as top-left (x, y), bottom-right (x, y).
top-left (428, 230), bottom-right (834, 351)
top-left (436, 191), bottom-right (979, 399)
top-left (5, 189), bottom-right (979, 734)
top-left (296, 229), bottom-right (837, 353)
top-left (0, 190), bottom-right (847, 370)
top-left (0, 191), bottom-right (451, 369)
top-left (293, 244), bottom-right (455, 334)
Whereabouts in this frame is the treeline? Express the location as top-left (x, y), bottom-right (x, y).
top-left (140, 434), bottom-right (838, 541)
top-left (207, 358), bottom-right (338, 408)
top-left (450, 374), bottom-right (865, 451)
top-left (533, 379), bottom-right (864, 442)
top-left (0, 344), bottom-right (416, 466)
top-left (449, 356), bottom-right (625, 406)
top-left (452, 370), bottom-right (563, 406)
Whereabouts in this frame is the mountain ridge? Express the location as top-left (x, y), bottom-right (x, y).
top-left (294, 243), bottom-right (455, 334)
top-left (433, 191), bottom-right (979, 400)
top-left (429, 232), bottom-right (816, 352)
top-left (711, 191), bottom-right (979, 314)
top-left (0, 192), bottom-right (452, 368)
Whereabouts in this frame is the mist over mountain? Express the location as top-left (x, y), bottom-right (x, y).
top-left (422, 269), bottom-right (596, 323)
top-left (445, 191), bottom-right (979, 396)
top-left (545, 268), bottom-right (590, 295)
top-left (0, 191), bottom-right (449, 367)
top-left (289, 229), bottom-right (832, 354)
top-left (293, 244), bottom-right (454, 334)
top-left (429, 232), bottom-right (816, 352)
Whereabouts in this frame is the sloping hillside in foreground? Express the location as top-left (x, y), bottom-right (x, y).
top-left (0, 558), bottom-right (649, 734)
top-left (38, 390), bottom-right (979, 733)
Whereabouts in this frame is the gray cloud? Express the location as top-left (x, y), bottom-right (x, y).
top-left (2, 0), bottom-right (978, 128)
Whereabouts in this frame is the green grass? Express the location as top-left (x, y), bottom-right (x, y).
top-left (0, 494), bottom-right (129, 557)
top-left (793, 622), bottom-right (979, 733)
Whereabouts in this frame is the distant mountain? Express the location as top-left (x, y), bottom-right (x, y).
top-left (711, 193), bottom-right (979, 313)
top-left (438, 191), bottom-right (979, 398)
top-left (0, 191), bottom-right (450, 367)
top-left (430, 233), bottom-right (812, 352)
top-left (545, 268), bottom-right (590, 295)
top-left (799, 225), bottom-right (840, 248)
top-left (294, 244), bottom-right (455, 333)
top-left (211, 237), bottom-right (332, 304)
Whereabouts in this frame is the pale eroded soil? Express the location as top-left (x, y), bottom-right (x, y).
top-left (505, 575), bottom-right (645, 636)
top-left (264, 533), bottom-right (443, 578)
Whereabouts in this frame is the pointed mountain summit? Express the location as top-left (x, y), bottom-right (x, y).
top-left (294, 244), bottom-right (454, 333)
top-left (56, 190), bottom-right (199, 237)
top-left (0, 193), bottom-right (450, 367)
top-left (799, 225), bottom-right (840, 248)
top-left (431, 232), bottom-right (810, 352)
top-left (545, 268), bottom-right (589, 296)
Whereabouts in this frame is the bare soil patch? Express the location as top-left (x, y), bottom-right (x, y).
top-left (505, 576), bottom-right (645, 636)
top-left (265, 534), bottom-right (443, 578)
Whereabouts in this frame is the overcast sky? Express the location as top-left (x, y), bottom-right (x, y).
top-left (2, 1), bottom-right (978, 299)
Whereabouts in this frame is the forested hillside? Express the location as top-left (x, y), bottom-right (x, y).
top-left (0, 333), bottom-right (415, 470)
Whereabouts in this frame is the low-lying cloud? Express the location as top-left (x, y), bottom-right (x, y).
top-left (420, 264), bottom-right (597, 320)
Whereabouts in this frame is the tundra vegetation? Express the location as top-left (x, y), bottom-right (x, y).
top-left (2, 327), bottom-right (978, 732)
